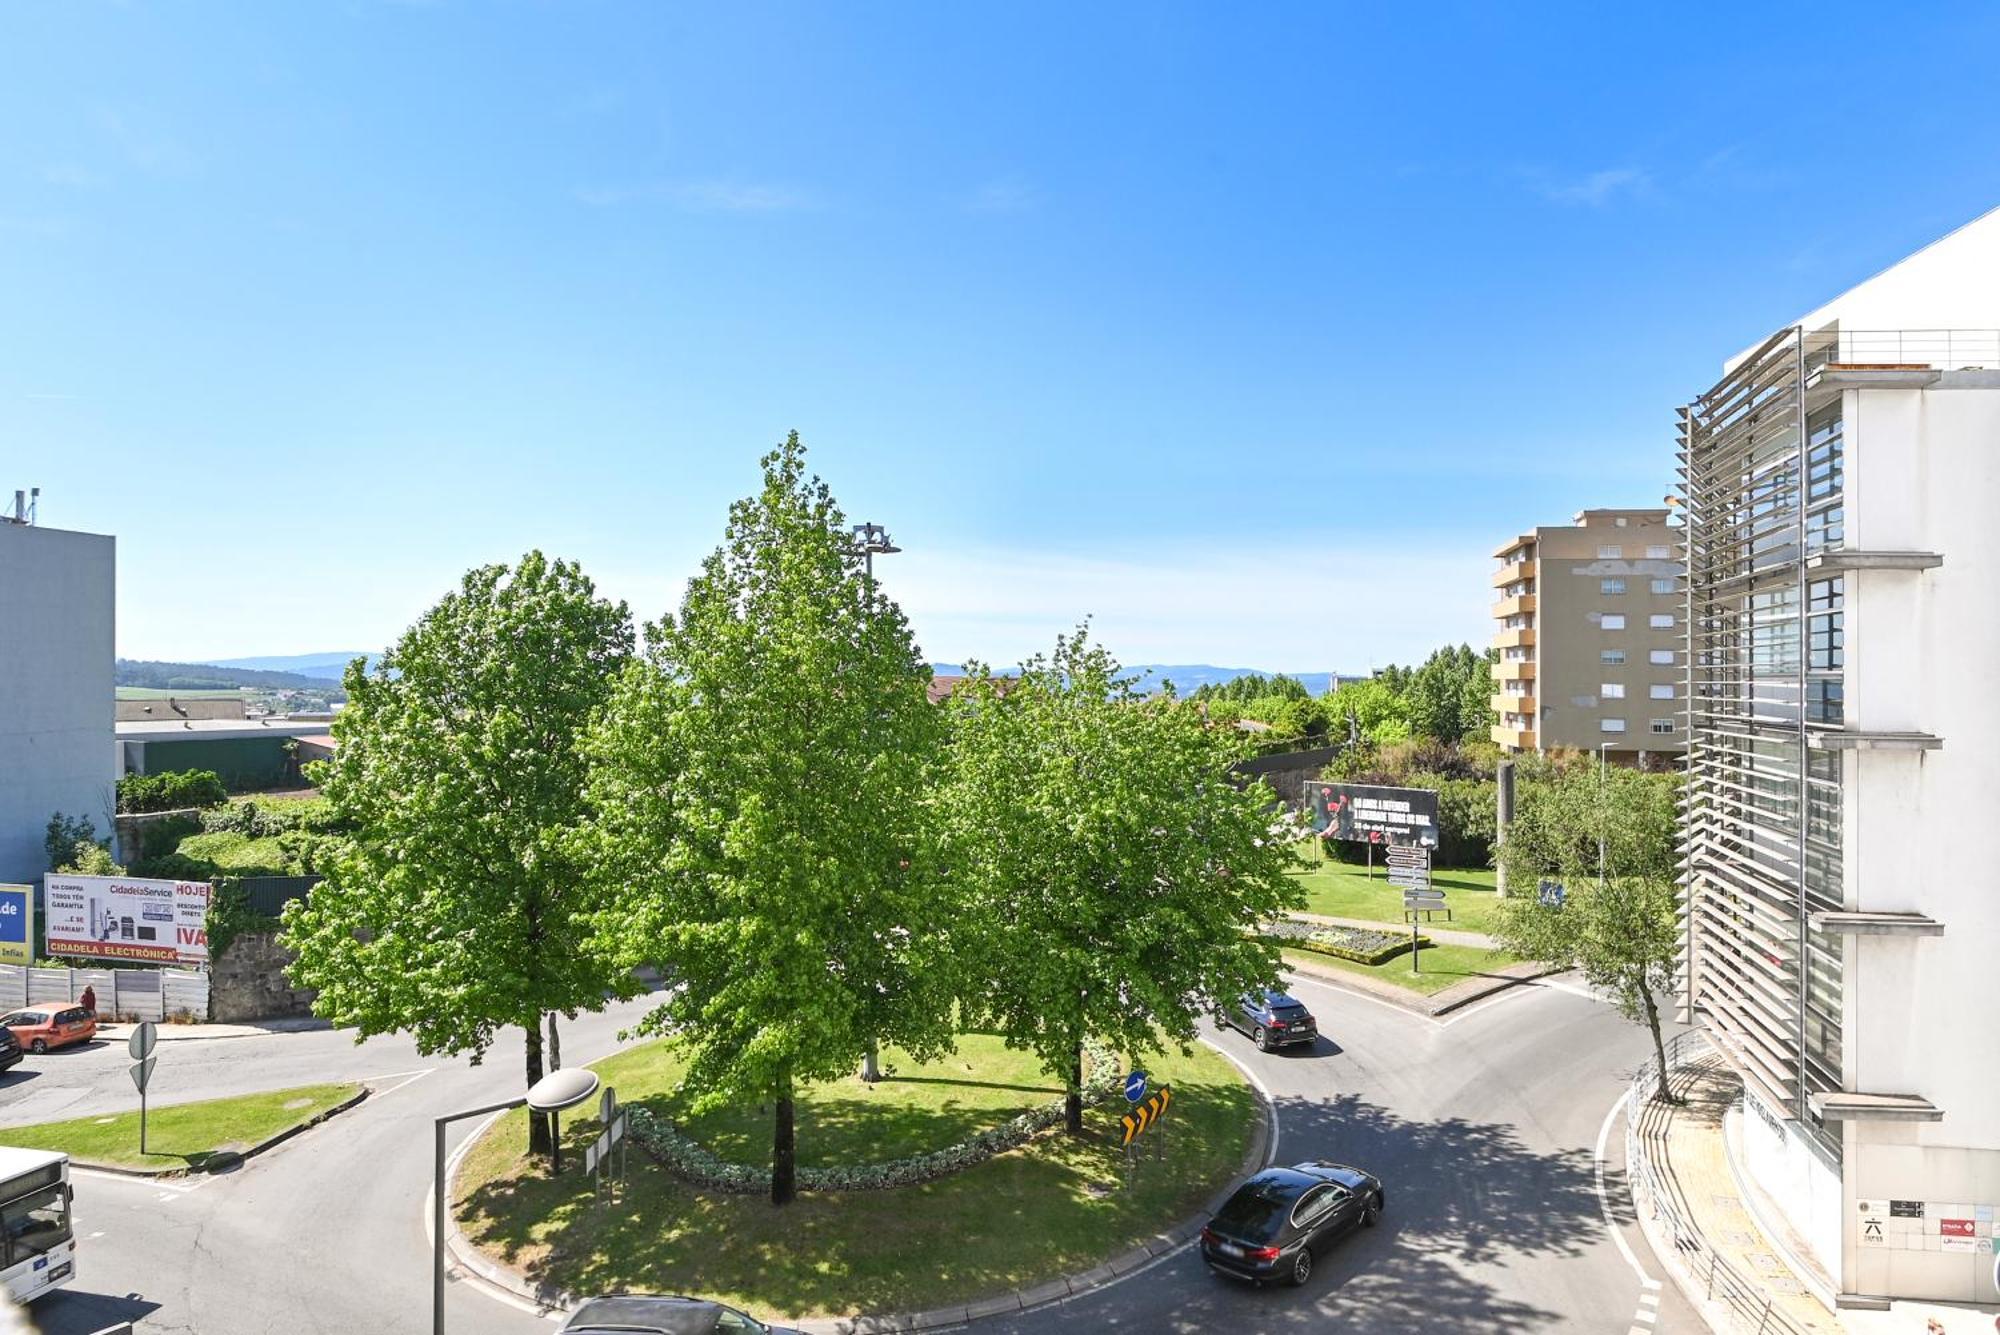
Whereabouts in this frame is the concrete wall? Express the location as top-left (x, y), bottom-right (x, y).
top-left (209, 930), bottom-right (317, 1023)
top-left (0, 524), bottom-right (116, 885)
top-left (1832, 372), bottom-right (2000, 1301)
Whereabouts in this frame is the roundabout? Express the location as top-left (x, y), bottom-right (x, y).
top-left (449, 1032), bottom-right (1258, 1320)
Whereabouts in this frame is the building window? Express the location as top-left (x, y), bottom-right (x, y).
top-left (1645, 544), bottom-right (1672, 559)
top-left (1650, 684), bottom-right (1675, 700)
top-left (1649, 614), bottom-right (1674, 629)
top-left (1601, 614), bottom-right (1626, 630)
top-left (1601, 683), bottom-right (1625, 699)
top-left (1601, 718), bottom-right (1627, 734)
top-left (1598, 545), bottom-right (1622, 559)
top-left (1649, 719), bottom-right (1676, 735)
top-left (1601, 578), bottom-right (1626, 595)
top-left (1651, 578), bottom-right (1675, 595)
top-left (1649, 649), bottom-right (1674, 665)
top-left (1602, 649), bottom-right (1626, 665)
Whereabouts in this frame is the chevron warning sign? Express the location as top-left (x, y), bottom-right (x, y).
top-left (1120, 1085), bottom-right (1173, 1146)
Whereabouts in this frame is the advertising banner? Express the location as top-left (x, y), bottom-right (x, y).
top-left (41, 875), bottom-right (210, 965)
top-left (0, 885), bottom-right (31, 966)
top-left (1309, 783), bottom-right (1441, 848)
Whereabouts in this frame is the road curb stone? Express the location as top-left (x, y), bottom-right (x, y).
top-left (442, 1036), bottom-right (1277, 1329)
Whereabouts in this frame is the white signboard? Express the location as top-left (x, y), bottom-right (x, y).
top-left (42, 874), bottom-right (210, 965)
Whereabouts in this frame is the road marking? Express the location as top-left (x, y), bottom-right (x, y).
top-left (370, 1068), bottom-right (437, 1098)
top-left (1201, 1033), bottom-right (1281, 1166)
top-left (1594, 1086), bottom-right (1673, 1333)
top-left (1282, 972), bottom-right (1434, 1026)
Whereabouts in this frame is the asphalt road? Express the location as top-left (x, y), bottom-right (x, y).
top-left (10, 977), bottom-right (1699, 1335)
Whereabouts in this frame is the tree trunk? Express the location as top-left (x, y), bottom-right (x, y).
top-left (1064, 1041), bottom-right (1084, 1136)
top-left (862, 1042), bottom-right (880, 1083)
top-left (526, 1013), bottom-right (552, 1156)
top-left (1640, 985), bottom-right (1678, 1106)
top-left (547, 1013), bottom-right (562, 1071)
top-left (771, 1066), bottom-right (797, 1207)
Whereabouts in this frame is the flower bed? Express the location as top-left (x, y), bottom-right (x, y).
top-left (627, 1036), bottom-right (1124, 1194)
top-left (1260, 918), bottom-right (1427, 965)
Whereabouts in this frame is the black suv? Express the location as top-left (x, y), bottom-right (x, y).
top-left (1201, 1161), bottom-right (1385, 1286)
top-left (1220, 989), bottom-right (1317, 1051)
top-left (0, 1026), bottom-right (17, 1074)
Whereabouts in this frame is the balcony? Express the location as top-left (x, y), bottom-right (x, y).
top-left (1491, 559), bottom-right (1533, 589)
top-left (1490, 724), bottom-right (1537, 751)
top-left (1490, 593), bottom-right (1537, 619)
top-left (1490, 692), bottom-right (1535, 716)
top-left (1492, 658), bottom-right (1535, 682)
top-left (1492, 626), bottom-right (1536, 650)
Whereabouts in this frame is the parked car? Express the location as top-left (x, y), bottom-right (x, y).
top-left (0, 1026), bottom-right (19, 1073)
top-left (0, 1007), bottom-right (97, 1054)
top-left (557, 1294), bottom-right (800, 1335)
top-left (1219, 989), bottom-right (1317, 1051)
top-left (1200, 1161), bottom-right (1386, 1287)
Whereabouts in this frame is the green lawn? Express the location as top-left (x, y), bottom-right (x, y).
top-left (456, 1037), bottom-right (1252, 1319)
top-left (1289, 852), bottom-right (1504, 933)
top-left (174, 831), bottom-right (293, 874)
top-left (0, 1083), bottom-right (359, 1171)
top-left (1281, 942), bottom-right (1519, 996)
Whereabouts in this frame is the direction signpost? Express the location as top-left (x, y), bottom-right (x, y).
top-left (1391, 846), bottom-right (1443, 973)
top-left (128, 1021), bottom-right (158, 1154)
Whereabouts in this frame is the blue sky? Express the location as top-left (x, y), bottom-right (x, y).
top-left (5, 4), bottom-right (1998, 672)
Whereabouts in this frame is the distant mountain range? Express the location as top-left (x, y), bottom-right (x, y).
top-left (172, 654), bottom-right (1359, 696)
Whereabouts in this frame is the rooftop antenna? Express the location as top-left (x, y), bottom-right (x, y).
top-left (7, 489), bottom-right (36, 525)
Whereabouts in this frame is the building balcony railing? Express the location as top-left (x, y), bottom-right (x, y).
top-left (1491, 593), bottom-right (1537, 619)
top-left (1493, 626), bottom-right (1536, 650)
top-left (1490, 724), bottom-right (1537, 750)
top-left (1490, 692), bottom-right (1535, 717)
top-left (1492, 658), bottom-right (1535, 682)
top-left (1806, 327), bottom-right (2000, 373)
top-left (1491, 559), bottom-right (1533, 589)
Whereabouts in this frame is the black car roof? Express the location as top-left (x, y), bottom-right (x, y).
top-left (1259, 989), bottom-right (1303, 1007)
top-left (1229, 1166), bottom-right (1319, 1200)
top-left (1289, 1160), bottom-right (1372, 1189)
top-left (564, 1296), bottom-right (724, 1334)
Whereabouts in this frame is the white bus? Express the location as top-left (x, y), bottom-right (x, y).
top-left (0, 1149), bottom-right (74, 1304)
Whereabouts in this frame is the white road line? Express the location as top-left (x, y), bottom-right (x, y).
top-left (1281, 973), bottom-right (1432, 1026)
top-left (1594, 1086), bottom-right (1656, 1290)
top-left (370, 1068), bottom-right (437, 1097)
top-left (1200, 1033), bottom-right (1281, 1167)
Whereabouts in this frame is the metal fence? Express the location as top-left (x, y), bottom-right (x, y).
top-left (0, 964), bottom-right (209, 1021)
top-left (1623, 1030), bottom-right (1817, 1335)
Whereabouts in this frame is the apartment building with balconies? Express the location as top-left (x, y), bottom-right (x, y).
top-left (1489, 509), bottom-right (1685, 763)
top-left (1678, 204), bottom-right (2000, 1305)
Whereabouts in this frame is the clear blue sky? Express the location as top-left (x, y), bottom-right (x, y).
top-left (5, 3), bottom-right (1997, 672)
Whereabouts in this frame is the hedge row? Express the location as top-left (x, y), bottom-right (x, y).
top-left (627, 1037), bottom-right (1123, 1194)
top-left (1260, 920), bottom-right (1428, 965)
top-left (116, 769), bottom-right (229, 814)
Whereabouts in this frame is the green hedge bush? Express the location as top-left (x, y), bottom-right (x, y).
top-left (116, 769), bottom-right (229, 814)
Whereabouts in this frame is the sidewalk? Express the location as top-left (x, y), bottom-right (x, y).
top-left (1629, 1051), bottom-right (1999, 1335)
top-left (96, 1016), bottom-right (332, 1042)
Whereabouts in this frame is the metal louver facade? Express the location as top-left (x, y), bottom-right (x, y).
top-left (1677, 326), bottom-right (1847, 1142)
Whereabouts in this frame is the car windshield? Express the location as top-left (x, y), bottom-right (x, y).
top-left (1213, 1181), bottom-right (1295, 1240)
top-left (2, 1184), bottom-right (71, 1263)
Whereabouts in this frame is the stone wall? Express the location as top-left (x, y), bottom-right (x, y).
top-left (210, 930), bottom-right (317, 1023)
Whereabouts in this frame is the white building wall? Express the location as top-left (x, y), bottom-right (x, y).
top-left (0, 524), bottom-right (116, 886)
top-left (1837, 375), bottom-right (2000, 1303)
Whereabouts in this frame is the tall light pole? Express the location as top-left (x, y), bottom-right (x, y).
top-left (1598, 741), bottom-right (1614, 887)
top-left (851, 521), bottom-right (900, 1083)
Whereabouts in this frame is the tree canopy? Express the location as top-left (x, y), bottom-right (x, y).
top-left (280, 551), bottom-right (636, 1151)
top-left (579, 434), bottom-right (950, 1205)
top-left (943, 629), bottom-right (1305, 1133)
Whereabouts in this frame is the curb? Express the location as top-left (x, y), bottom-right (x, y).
top-left (444, 1037), bottom-right (1277, 1331)
top-left (62, 1084), bottom-right (372, 1179)
top-left (1280, 951), bottom-right (1569, 1019)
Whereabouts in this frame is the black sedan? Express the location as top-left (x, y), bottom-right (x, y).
top-left (558, 1294), bottom-right (799, 1335)
top-left (0, 1026), bottom-right (18, 1074)
top-left (1220, 989), bottom-right (1317, 1051)
top-left (1200, 1161), bottom-right (1385, 1287)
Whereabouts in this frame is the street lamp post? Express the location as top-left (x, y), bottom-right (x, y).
top-left (433, 1067), bottom-right (601, 1335)
top-left (1598, 741), bottom-right (1614, 886)
top-left (851, 521), bottom-right (900, 1084)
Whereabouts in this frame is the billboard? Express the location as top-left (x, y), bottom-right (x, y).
top-left (0, 886), bottom-right (31, 966)
top-left (1309, 783), bottom-right (1441, 849)
top-left (42, 875), bottom-right (210, 965)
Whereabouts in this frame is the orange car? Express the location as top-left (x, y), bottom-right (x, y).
top-left (0, 1006), bottom-right (97, 1054)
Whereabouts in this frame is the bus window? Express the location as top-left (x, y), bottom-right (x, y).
top-left (2, 1185), bottom-right (70, 1264)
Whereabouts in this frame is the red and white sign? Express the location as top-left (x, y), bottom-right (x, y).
top-left (42, 875), bottom-right (210, 965)
top-left (1940, 1218), bottom-right (1977, 1238)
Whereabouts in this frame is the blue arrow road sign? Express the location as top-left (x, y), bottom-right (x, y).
top-left (1124, 1071), bottom-right (1148, 1103)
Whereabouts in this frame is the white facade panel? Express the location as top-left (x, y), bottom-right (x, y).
top-left (0, 523), bottom-right (116, 886)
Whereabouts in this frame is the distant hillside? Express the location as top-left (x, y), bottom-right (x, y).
top-left (116, 659), bottom-right (337, 691)
top-left (204, 651), bottom-right (379, 681)
top-left (930, 663), bottom-right (1361, 696)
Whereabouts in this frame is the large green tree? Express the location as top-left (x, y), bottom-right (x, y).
top-left (281, 552), bottom-right (636, 1153)
top-left (1492, 761), bottom-right (1683, 1100)
top-left (580, 434), bottom-right (951, 1206)
top-left (944, 629), bottom-right (1304, 1135)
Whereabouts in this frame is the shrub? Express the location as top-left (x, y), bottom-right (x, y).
top-left (117, 770), bottom-right (228, 814)
top-left (1261, 918), bottom-right (1427, 965)
top-left (43, 813), bottom-right (102, 871)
